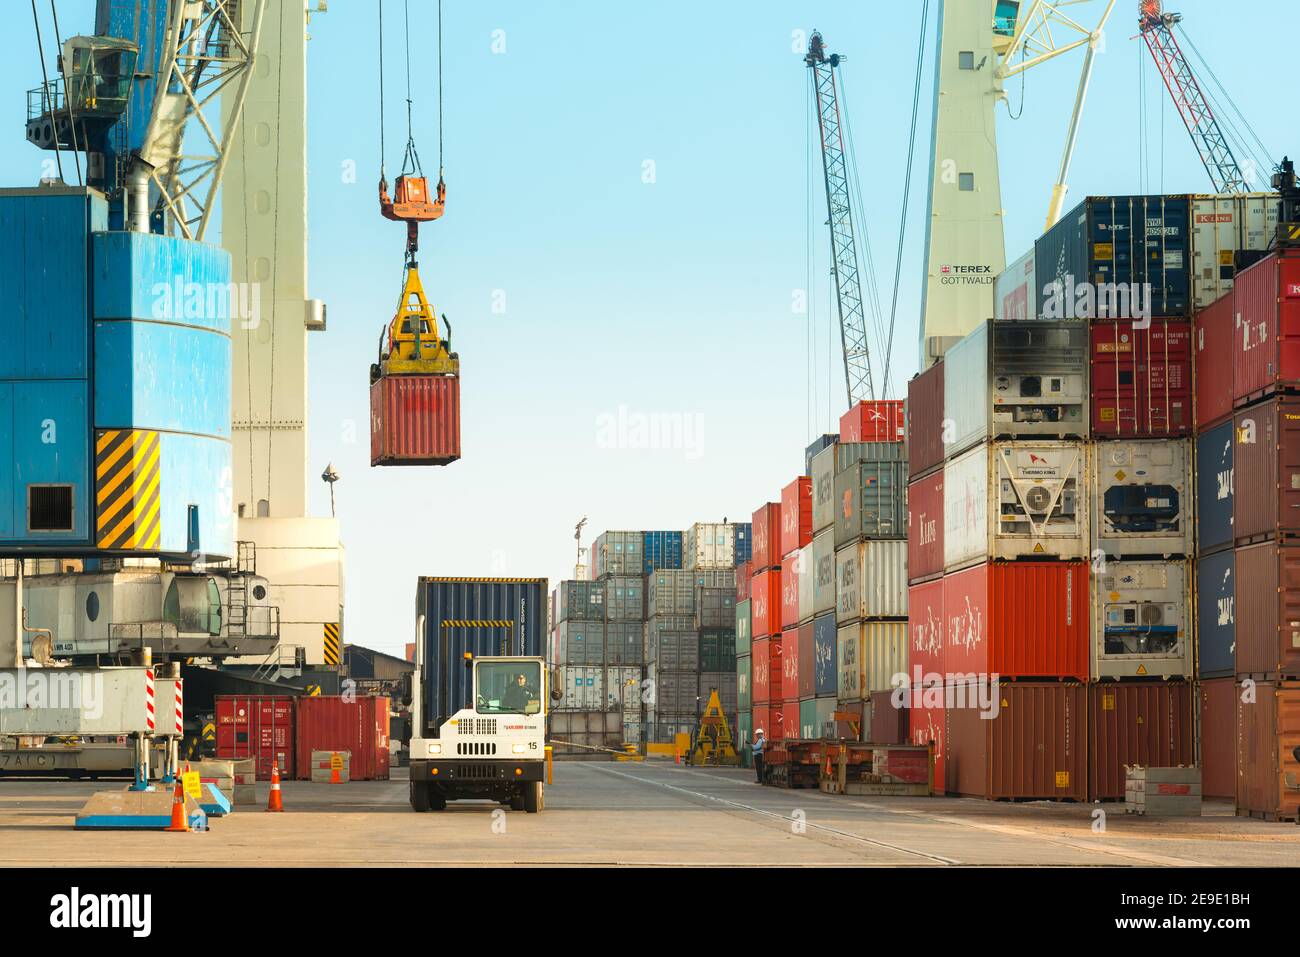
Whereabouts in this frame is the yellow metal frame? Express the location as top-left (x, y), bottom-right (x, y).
top-left (380, 265), bottom-right (459, 376)
top-left (687, 691), bottom-right (740, 767)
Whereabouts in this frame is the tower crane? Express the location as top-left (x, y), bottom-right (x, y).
top-left (1137, 1), bottom-right (1247, 193)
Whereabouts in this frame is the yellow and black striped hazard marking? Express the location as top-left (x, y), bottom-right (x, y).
top-left (323, 623), bottom-right (341, 665)
top-left (306, 684), bottom-right (322, 697)
top-left (1285, 223), bottom-right (1300, 243)
top-left (439, 620), bottom-right (514, 628)
top-left (95, 429), bottom-right (162, 550)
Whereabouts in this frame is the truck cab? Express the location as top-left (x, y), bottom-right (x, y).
top-left (409, 655), bottom-right (547, 812)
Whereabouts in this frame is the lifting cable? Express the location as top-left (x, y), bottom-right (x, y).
top-left (882, 0), bottom-right (931, 401)
top-left (29, 0), bottom-right (65, 183)
top-left (400, 0), bottom-right (422, 176)
top-left (48, 0), bottom-right (82, 185)
top-left (438, 0), bottom-right (444, 176)
top-left (379, 0), bottom-right (385, 177)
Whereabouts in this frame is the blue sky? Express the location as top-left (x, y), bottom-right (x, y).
top-left (5, 1), bottom-right (1294, 654)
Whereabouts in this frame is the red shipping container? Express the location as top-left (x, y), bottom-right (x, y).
top-left (780, 477), bottom-right (813, 557)
top-left (942, 561), bottom-right (1089, 681)
top-left (1232, 397), bottom-right (1300, 545)
top-left (1087, 682), bottom-right (1192, 800)
top-left (1233, 250), bottom-right (1300, 407)
top-left (735, 561), bottom-right (752, 602)
top-left (946, 681), bottom-right (1087, 800)
top-left (907, 471), bottom-right (944, 584)
top-left (751, 502), bottom-right (782, 571)
top-left (1089, 320), bottom-right (1191, 437)
top-left (780, 699), bottom-right (801, 740)
top-left (907, 693), bottom-right (945, 795)
top-left (1195, 292), bottom-right (1235, 429)
top-left (870, 689), bottom-right (908, 745)
top-left (752, 637), bottom-right (772, 703)
top-left (780, 561), bottom-right (800, 629)
top-left (752, 705), bottom-right (771, 741)
top-left (294, 695), bottom-right (391, 781)
top-left (797, 621), bottom-right (815, 699)
top-left (908, 578), bottom-right (945, 679)
top-left (1198, 677), bottom-right (1237, 799)
top-left (370, 374), bottom-right (461, 466)
top-left (750, 569), bottom-right (782, 638)
top-left (778, 634), bottom-right (799, 706)
top-left (1233, 540), bottom-right (1300, 678)
top-left (840, 399), bottom-right (906, 443)
top-left (907, 363), bottom-right (945, 479)
top-left (215, 695), bottom-right (296, 780)
top-left (1236, 679), bottom-right (1300, 821)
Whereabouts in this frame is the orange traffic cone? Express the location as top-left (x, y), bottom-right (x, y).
top-left (266, 761), bottom-right (284, 812)
top-left (166, 776), bottom-right (189, 832)
top-left (330, 760), bottom-right (341, 785)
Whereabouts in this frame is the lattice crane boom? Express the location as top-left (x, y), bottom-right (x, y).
top-left (1137, 0), bottom-right (1247, 193)
top-left (806, 32), bottom-right (874, 406)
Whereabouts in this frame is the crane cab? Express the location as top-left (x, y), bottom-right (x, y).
top-left (27, 36), bottom-right (138, 150)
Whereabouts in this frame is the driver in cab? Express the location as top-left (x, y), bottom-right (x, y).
top-left (501, 672), bottom-right (536, 712)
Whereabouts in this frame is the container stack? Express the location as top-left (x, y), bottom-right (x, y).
top-left (780, 474), bottom-right (812, 741)
top-left (1194, 234), bottom-right (1300, 822)
top-left (749, 501), bottom-right (783, 748)
top-left (821, 426), bottom-right (908, 742)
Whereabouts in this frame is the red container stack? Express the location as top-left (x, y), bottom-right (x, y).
top-left (750, 569), bottom-right (781, 638)
top-left (1089, 320), bottom-right (1192, 437)
top-left (840, 399), bottom-right (905, 443)
top-left (906, 470), bottom-right (943, 584)
top-left (906, 363), bottom-right (945, 479)
top-left (1197, 677), bottom-right (1237, 799)
top-left (751, 502), bottom-right (782, 572)
top-left (370, 374), bottom-right (461, 466)
top-left (1195, 292), bottom-right (1235, 429)
top-left (779, 561), bottom-right (800, 630)
top-left (1086, 682), bottom-right (1192, 800)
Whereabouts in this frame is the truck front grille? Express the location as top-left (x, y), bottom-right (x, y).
top-left (452, 763), bottom-right (504, 780)
top-left (456, 741), bottom-right (497, 756)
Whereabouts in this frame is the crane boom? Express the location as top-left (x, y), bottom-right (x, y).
top-left (806, 32), bottom-right (874, 406)
top-left (1138, 1), bottom-right (1247, 193)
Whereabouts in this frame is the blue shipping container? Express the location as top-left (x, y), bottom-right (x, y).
top-left (804, 433), bottom-right (837, 476)
top-left (813, 612), bottom-right (837, 697)
top-left (642, 530), bottom-right (683, 574)
top-left (1196, 419), bottom-right (1234, 556)
top-left (733, 522), bottom-right (752, 565)
top-left (1035, 195), bottom-right (1192, 319)
top-left (415, 578), bottom-right (548, 738)
top-left (1196, 549), bottom-right (1234, 678)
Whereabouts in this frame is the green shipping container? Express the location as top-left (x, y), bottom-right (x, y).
top-left (736, 709), bottom-right (752, 766)
top-left (699, 629), bottom-right (737, 672)
top-left (737, 653), bottom-right (751, 711)
top-left (736, 599), bottom-right (752, 656)
top-left (799, 696), bottom-right (838, 740)
top-left (832, 459), bottom-right (908, 547)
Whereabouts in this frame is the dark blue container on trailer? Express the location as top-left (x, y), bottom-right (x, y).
top-left (813, 612), bottom-right (837, 697)
top-left (642, 530), bottom-right (683, 574)
top-left (1196, 549), bottom-right (1234, 678)
top-left (415, 577), bottom-right (548, 737)
top-left (1034, 195), bottom-right (1192, 319)
top-left (733, 523), bottom-right (752, 565)
top-left (1196, 419), bottom-right (1234, 556)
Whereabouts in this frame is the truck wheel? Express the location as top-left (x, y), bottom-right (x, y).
top-left (522, 781), bottom-right (542, 813)
top-left (410, 780), bottom-right (431, 813)
top-left (429, 786), bottom-right (447, 811)
top-left (510, 793), bottom-right (525, 811)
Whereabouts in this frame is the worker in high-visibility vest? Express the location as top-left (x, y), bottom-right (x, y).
top-left (752, 729), bottom-right (766, 785)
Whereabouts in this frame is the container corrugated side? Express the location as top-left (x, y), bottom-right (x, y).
top-left (797, 621), bottom-right (815, 699)
top-left (781, 551), bottom-right (802, 628)
top-left (735, 598), bottom-right (752, 657)
top-left (994, 245), bottom-right (1037, 321)
top-left (737, 654), bottom-right (752, 711)
top-left (592, 530), bottom-right (644, 578)
top-left (1195, 549), bottom-right (1234, 678)
top-left (834, 539), bottom-right (908, 623)
top-left (812, 613), bottom-right (836, 697)
top-left (750, 503), bottom-right (782, 571)
top-left (1195, 419), bottom-right (1234, 556)
top-left (847, 620), bottom-right (908, 694)
top-left (1235, 679), bottom-right (1300, 821)
top-left (945, 561), bottom-right (1090, 681)
top-left (369, 374), bottom-right (460, 466)
top-left (907, 578), bottom-right (945, 678)
top-left (1190, 192), bottom-right (1279, 309)
top-left (1233, 397), bottom-right (1300, 544)
top-left (214, 694), bottom-right (296, 781)
top-left (1087, 682), bottom-right (1191, 801)
top-left (683, 522), bottom-right (736, 570)
top-left (811, 528), bottom-right (835, 616)
top-left (840, 400), bottom-right (905, 443)
top-left (1233, 251), bottom-right (1300, 405)
top-left (832, 459), bottom-right (908, 546)
top-left (836, 622), bottom-right (863, 700)
top-left (942, 321), bottom-right (991, 457)
top-left (907, 471), bottom-right (943, 583)
top-left (946, 681), bottom-right (1087, 800)
top-left (750, 568), bottom-right (781, 638)
top-left (906, 361), bottom-right (945, 479)
top-left (780, 477), bottom-right (813, 557)
top-left (294, 695), bottom-right (390, 782)
top-left (1194, 291), bottom-right (1235, 430)
top-left (1089, 320), bottom-right (1192, 438)
top-left (1234, 541), bottom-right (1300, 678)
top-left (642, 530), bottom-right (683, 574)
top-left (1197, 677), bottom-right (1237, 799)
top-left (811, 443), bottom-right (837, 533)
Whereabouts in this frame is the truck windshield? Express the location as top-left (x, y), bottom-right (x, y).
top-left (476, 662), bottom-right (542, 715)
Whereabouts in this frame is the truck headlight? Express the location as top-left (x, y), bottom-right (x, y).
top-left (512, 744), bottom-right (526, 754)
top-left (428, 743), bottom-right (442, 756)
